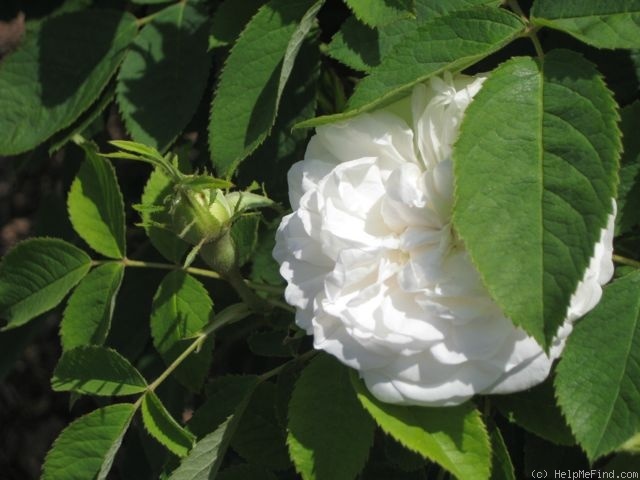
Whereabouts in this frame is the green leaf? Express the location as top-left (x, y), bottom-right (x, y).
top-left (61, 262), bottom-right (125, 350)
top-left (298, 6), bottom-right (524, 128)
top-left (209, 0), bottom-right (324, 177)
top-left (117, 3), bottom-right (211, 151)
top-left (0, 238), bottom-right (91, 330)
top-left (230, 214), bottom-right (260, 267)
top-left (171, 382), bottom-right (257, 480)
top-left (288, 355), bottom-right (375, 480)
top-left (351, 371), bottom-right (491, 480)
top-left (327, 0), bottom-right (499, 72)
top-left (531, 0), bottom-right (640, 49)
top-left (343, 0), bottom-right (414, 27)
top-left (42, 403), bottom-right (135, 480)
top-left (68, 145), bottom-right (126, 259)
top-left (232, 383), bottom-right (291, 471)
top-left (218, 464), bottom-right (278, 480)
top-left (151, 271), bottom-right (213, 391)
top-left (453, 50), bottom-right (620, 347)
top-left (209, 0), bottom-right (265, 49)
top-left (490, 427), bottom-right (515, 480)
top-left (492, 379), bottom-right (574, 446)
top-left (617, 101), bottom-right (640, 234)
top-left (141, 391), bottom-right (196, 457)
top-left (555, 271), bottom-right (640, 461)
top-left (188, 375), bottom-right (260, 438)
top-left (0, 9), bottom-right (137, 155)
top-left (52, 346), bottom-right (147, 396)
top-left (140, 167), bottom-right (190, 264)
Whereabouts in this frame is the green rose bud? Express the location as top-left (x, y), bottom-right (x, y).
top-left (170, 187), bottom-right (232, 246)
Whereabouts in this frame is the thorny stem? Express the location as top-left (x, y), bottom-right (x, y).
top-left (506, 0), bottom-right (544, 58)
top-left (613, 254), bottom-right (640, 269)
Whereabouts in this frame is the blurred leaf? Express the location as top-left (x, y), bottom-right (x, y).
top-left (556, 272), bottom-right (640, 461)
top-left (232, 382), bottom-right (291, 471)
top-left (327, 0), bottom-right (499, 72)
top-left (492, 379), bottom-right (574, 446)
top-left (0, 320), bottom-right (41, 382)
top-left (231, 213), bottom-right (260, 267)
top-left (42, 403), bottom-right (135, 480)
top-left (151, 271), bottom-right (213, 391)
top-left (288, 355), bottom-right (375, 480)
top-left (532, 0), bottom-right (640, 49)
top-left (68, 145), bottom-right (126, 259)
top-left (351, 371), bottom-right (491, 480)
top-left (299, 6), bottom-right (524, 128)
top-left (118, 3), bottom-right (211, 151)
top-left (343, 0), bottom-right (414, 27)
top-left (209, 0), bottom-right (265, 49)
top-left (0, 9), bottom-right (137, 155)
top-left (0, 238), bottom-right (91, 330)
top-left (454, 51), bottom-right (620, 347)
top-left (617, 100), bottom-right (640, 234)
top-left (61, 262), bottom-right (125, 350)
top-left (251, 222), bottom-right (285, 286)
top-left (523, 434), bottom-right (588, 475)
top-left (218, 464), bottom-right (278, 480)
top-left (141, 391), bottom-right (196, 457)
top-left (490, 427), bottom-right (515, 480)
top-left (209, 0), bottom-right (324, 177)
top-left (188, 375), bottom-right (260, 438)
top-left (248, 330), bottom-right (294, 358)
top-left (52, 346), bottom-right (147, 396)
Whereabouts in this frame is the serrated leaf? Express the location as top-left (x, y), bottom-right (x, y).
top-left (0, 9), bottom-right (137, 155)
top-left (299, 6), bottom-right (524, 128)
top-left (52, 346), bottom-right (147, 396)
top-left (327, 0), bottom-right (499, 72)
top-left (151, 271), bottom-right (213, 391)
top-left (344, 0), bottom-right (414, 27)
top-left (531, 0), bottom-right (640, 50)
top-left (351, 371), bottom-right (491, 480)
top-left (492, 379), bottom-right (574, 446)
top-left (140, 167), bottom-right (190, 264)
top-left (141, 391), bottom-right (196, 457)
top-left (42, 403), bottom-right (135, 480)
top-left (209, 0), bottom-right (324, 178)
top-left (171, 384), bottom-right (256, 480)
top-left (490, 427), bottom-right (515, 480)
top-left (61, 262), bottom-right (125, 350)
top-left (230, 214), bottom-right (260, 267)
top-left (453, 50), bottom-right (620, 347)
top-left (68, 145), bottom-right (126, 259)
top-left (0, 238), bottom-right (91, 330)
top-left (288, 355), bottom-right (374, 480)
top-left (117, 3), bottom-right (211, 151)
top-left (556, 271), bottom-right (640, 461)
top-left (209, 0), bottom-right (265, 49)
top-left (48, 82), bottom-right (116, 154)
top-left (218, 464), bottom-right (278, 480)
top-left (617, 101), bottom-right (640, 234)
top-left (188, 375), bottom-right (260, 438)
top-left (232, 383), bottom-right (291, 471)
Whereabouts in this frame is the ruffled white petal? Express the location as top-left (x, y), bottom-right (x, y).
top-left (273, 72), bottom-right (616, 406)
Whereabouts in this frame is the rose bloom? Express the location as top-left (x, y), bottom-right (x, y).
top-left (273, 72), bottom-right (615, 406)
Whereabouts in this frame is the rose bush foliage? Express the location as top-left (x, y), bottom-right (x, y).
top-left (0, 0), bottom-right (638, 479)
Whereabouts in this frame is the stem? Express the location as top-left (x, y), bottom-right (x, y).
top-left (259, 349), bottom-right (318, 382)
top-left (246, 280), bottom-right (285, 295)
top-left (506, 0), bottom-right (544, 58)
top-left (91, 258), bottom-right (221, 280)
top-left (613, 254), bottom-right (640, 269)
top-left (225, 267), bottom-right (271, 313)
top-left (146, 303), bottom-right (252, 393)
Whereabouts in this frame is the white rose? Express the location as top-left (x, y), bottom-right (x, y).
top-left (273, 72), bottom-right (616, 406)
